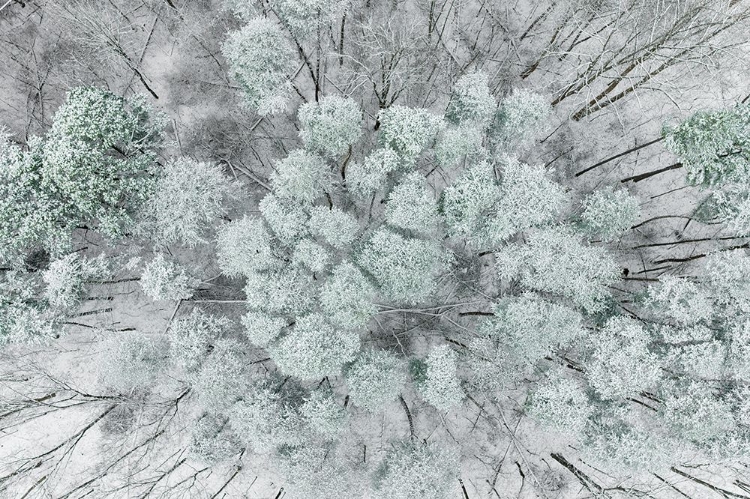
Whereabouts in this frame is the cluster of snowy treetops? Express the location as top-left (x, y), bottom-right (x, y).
top-left (3, 10), bottom-right (750, 498)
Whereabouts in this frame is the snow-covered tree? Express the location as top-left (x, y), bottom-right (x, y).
top-left (42, 87), bottom-right (165, 238)
top-left (276, 445), bottom-right (364, 499)
top-left (385, 172), bottom-right (439, 235)
top-left (169, 309), bottom-right (231, 374)
top-left (244, 268), bottom-right (316, 315)
top-left (259, 194), bottom-right (310, 245)
top-left (663, 103), bottom-right (750, 186)
top-left (140, 254), bottom-right (197, 301)
top-left (142, 158), bottom-right (237, 247)
top-left (0, 270), bottom-right (58, 345)
top-left (229, 384), bottom-right (304, 453)
top-left (357, 228), bottom-right (450, 303)
top-left (495, 226), bottom-right (620, 312)
top-left (223, 17), bottom-right (296, 115)
top-left (585, 317), bottom-right (661, 400)
top-left (242, 311), bottom-right (287, 348)
top-left (191, 414), bottom-right (242, 464)
top-left (292, 239), bottom-right (330, 273)
top-left (269, 313), bottom-right (360, 379)
top-left (299, 95), bottom-right (362, 157)
top-left (377, 106), bottom-right (443, 166)
top-left (99, 332), bottom-right (167, 394)
top-left (308, 205), bottom-right (359, 249)
top-left (43, 253), bottom-right (107, 310)
top-left (195, 339), bottom-right (251, 413)
top-left (373, 442), bottom-right (459, 499)
top-left (216, 216), bottom-right (281, 277)
top-left (414, 344), bottom-right (463, 412)
top-left (270, 150), bottom-right (332, 204)
top-left (445, 72), bottom-right (496, 129)
top-left (580, 186), bottom-right (640, 241)
top-left (491, 88), bottom-right (551, 151)
top-left (441, 161), bottom-right (501, 241)
top-left (300, 389), bottom-right (348, 439)
top-left (434, 126), bottom-right (485, 169)
top-left (319, 262), bottom-right (376, 330)
top-left (346, 349), bottom-right (405, 411)
top-left (269, 0), bottom-right (347, 37)
top-left (645, 275), bottom-right (713, 326)
top-left (346, 147), bottom-right (400, 198)
top-left (526, 374), bottom-right (593, 435)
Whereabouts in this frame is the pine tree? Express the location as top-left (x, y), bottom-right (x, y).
top-left (259, 194), bottom-right (310, 245)
top-left (346, 147), bottom-right (400, 199)
top-left (300, 389), bottom-right (348, 439)
top-left (216, 216), bottom-right (281, 277)
top-left (223, 17), bottom-right (296, 115)
top-left (308, 205), bottom-right (360, 249)
top-left (242, 311), bottom-right (287, 348)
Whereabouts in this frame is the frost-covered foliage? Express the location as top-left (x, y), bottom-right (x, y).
top-left (191, 414), bottom-right (241, 464)
top-left (223, 18), bottom-right (296, 115)
top-left (485, 156), bottom-right (566, 244)
top-left (581, 187), bottom-right (640, 241)
top-left (244, 268), bottom-right (315, 315)
top-left (585, 317), bottom-right (660, 400)
top-left (168, 309), bottom-right (230, 373)
top-left (346, 349), bottom-right (405, 410)
top-left (357, 228), bottom-right (449, 303)
top-left (269, 0), bottom-right (346, 37)
top-left (441, 161), bottom-right (501, 240)
top-left (415, 345), bottom-right (463, 412)
top-left (292, 239), bottom-right (330, 273)
top-left (434, 126), bottom-right (485, 168)
top-left (445, 72), bottom-right (496, 128)
top-left (495, 227), bottom-right (620, 312)
top-left (373, 442), bottom-right (459, 499)
top-left (583, 420), bottom-right (676, 472)
top-left (300, 389), bottom-right (348, 438)
top-left (0, 88), bottom-right (163, 262)
top-left (99, 333), bottom-right (166, 394)
top-left (242, 311), bottom-right (286, 348)
top-left (491, 88), bottom-right (551, 150)
top-left (346, 147), bottom-right (400, 198)
top-left (319, 262), bottom-right (376, 330)
top-left (481, 293), bottom-right (583, 365)
top-left (663, 104), bottom-right (750, 186)
top-left (195, 340), bottom-right (251, 413)
top-left (229, 384), bottom-right (304, 452)
top-left (271, 150), bottom-right (331, 203)
top-left (276, 445), bottom-right (365, 499)
top-left (385, 172), bottom-right (439, 234)
top-left (140, 254), bottom-right (196, 301)
top-left (704, 249), bottom-right (750, 313)
top-left (0, 271), bottom-right (58, 345)
top-left (646, 275), bottom-right (713, 325)
top-left (142, 158), bottom-right (237, 247)
top-left (216, 216), bottom-right (281, 277)
top-left (43, 253), bottom-right (107, 310)
top-left (526, 375), bottom-right (592, 435)
top-left (661, 382), bottom-right (737, 446)
top-left (299, 95), bottom-right (362, 157)
top-left (377, 106), bottom-right (443, 165)
top-left (259, 194), bottom-right (310, 245)
top-left (703, 182), bottom-right (750, 235)
top-left (43, 87), bottom-right (164, 238)
top-left (307, 206), bottom-right (359, 248)
top-left (269, 313), bottom-right (360, 379)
